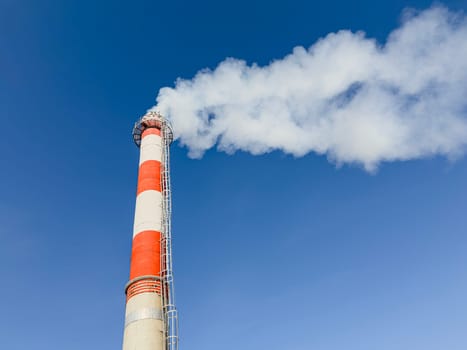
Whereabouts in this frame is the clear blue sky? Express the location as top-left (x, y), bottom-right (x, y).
top-left (1, 0), bottom-right (467, 349)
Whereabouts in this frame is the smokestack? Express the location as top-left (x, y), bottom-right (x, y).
top-left (122, 111), bottom-right (178, 350)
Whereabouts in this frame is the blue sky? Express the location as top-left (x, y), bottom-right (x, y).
top-left (1, 0), bottom-right (467, 349)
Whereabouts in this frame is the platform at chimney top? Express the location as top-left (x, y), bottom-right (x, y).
top-left (132, 111), bottom-right (173, 147)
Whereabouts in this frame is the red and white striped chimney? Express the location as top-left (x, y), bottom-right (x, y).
top-left (122, 112), bottom-right (173, 350)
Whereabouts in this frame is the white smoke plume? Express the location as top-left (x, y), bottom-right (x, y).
top-left (154, 6), bottom-right (467, 170)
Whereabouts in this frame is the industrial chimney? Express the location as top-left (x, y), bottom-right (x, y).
top-left (122, 111), bottom-right (179, 350)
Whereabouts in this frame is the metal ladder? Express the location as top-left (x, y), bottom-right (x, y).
top-left (161, 120), bottom-right (179, 350)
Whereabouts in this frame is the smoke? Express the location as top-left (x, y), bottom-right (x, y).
top-left (154, 6), bottom-right (467, 170)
